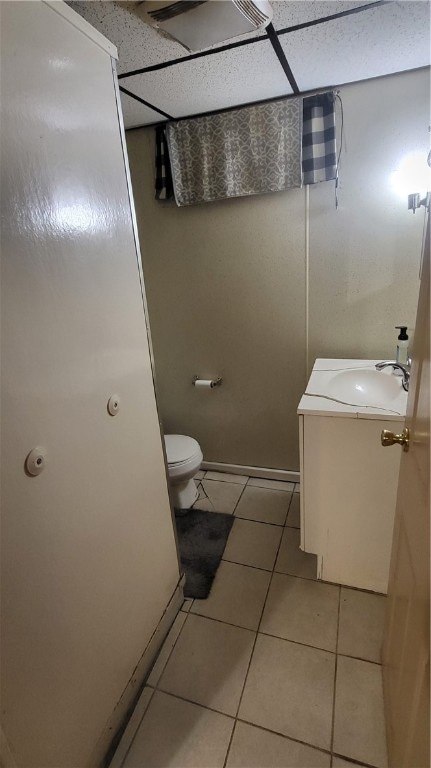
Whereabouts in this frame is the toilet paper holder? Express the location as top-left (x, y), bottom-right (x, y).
top-left (192, 375), bottom-right (223, 388)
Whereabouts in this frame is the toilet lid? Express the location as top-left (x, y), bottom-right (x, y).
top-left (164, 434), bottom-right (201, 465)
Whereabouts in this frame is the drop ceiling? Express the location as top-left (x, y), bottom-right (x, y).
top-left (69, 0), bottom-right (431, 129)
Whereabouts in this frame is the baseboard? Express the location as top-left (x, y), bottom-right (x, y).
top-left (96, 575), bottom-right (185, 768)
top-left (201, 461), bottom-right (300, 484)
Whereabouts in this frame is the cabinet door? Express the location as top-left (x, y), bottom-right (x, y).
top-left (0, 3), bottom-right (179, 766)
top-left (302, 415), bottom-right (400, 592)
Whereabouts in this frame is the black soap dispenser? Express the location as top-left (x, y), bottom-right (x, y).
top-left (395, 326), bottom-right (409, 365)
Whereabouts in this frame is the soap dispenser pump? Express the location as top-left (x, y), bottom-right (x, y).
top-left (395, 326), bottom-right (409, 365)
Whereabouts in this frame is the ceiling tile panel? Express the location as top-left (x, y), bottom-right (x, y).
top-left (68, 1), bottom-right (189, 73)
top-left (120, 40), bottom-right (293, 119)
top-left (272, 0), bottom-right (378, 30)
top-left (69, 1), bottom-right (268, 73)
top-left (280, 1), bottom-right (430, 91)
top-left (120, 91), bottom-right (167, 128)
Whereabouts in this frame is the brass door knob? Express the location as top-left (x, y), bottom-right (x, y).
top-left (381, 427), bottom-right (410, 452)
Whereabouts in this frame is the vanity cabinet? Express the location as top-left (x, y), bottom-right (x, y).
top-left (298, 359), bottom-right (406, 593)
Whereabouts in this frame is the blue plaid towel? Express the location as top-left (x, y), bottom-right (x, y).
top-left (154, 92), bottom-right (337, 199)
top-left (155, 125), bottom-right (174, 200)
top-left (302, 92), bottom-right (337, 185)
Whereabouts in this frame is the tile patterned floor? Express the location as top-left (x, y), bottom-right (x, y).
top-left (119, 472), bottom-right (388, 768)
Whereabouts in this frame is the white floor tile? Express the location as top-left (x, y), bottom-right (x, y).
top-left (332, 759), bottom-right (368, 768)
top-left (159, 614), bottom-right (255, 716)
top-left (333, 656), bottom-right (387, 767)
top-left (275, 527), bottom-right (317, 579)
top-left (223, 518), bottom-right (282, 571)
top-left (191, 560), bottom-right (271, 630)
top-left (235, 485), bottom-right (291, 525)
top-left (205, 471), bottom-right (248, 484)
top-left (193, 479), bottom-right (244, 514)
top-left (286, 492), bottom-right (300, 528)
top-left (247, 477), bottom-right (295, 492)
top-left (338, 588), bottom-right (386, 663)
top-left (239, 634), bottom-right (335, 750)
top-left (123, 690), bottom-right (234, 767)
top-left (226, 721), bottom-right (330, 767)
top-left (261, 574), bottom-right (339, 652)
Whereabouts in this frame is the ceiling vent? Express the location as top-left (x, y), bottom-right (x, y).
top-left (134, 0), bottom-right (273, 52)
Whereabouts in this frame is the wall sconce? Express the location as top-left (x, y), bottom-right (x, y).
top-left (391, 149), bottom-right (430, 210)
top-left (407, 191), bottom-right (430, 214)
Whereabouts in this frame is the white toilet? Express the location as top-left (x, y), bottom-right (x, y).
top-left (164, 434), bottom-right (203, 510)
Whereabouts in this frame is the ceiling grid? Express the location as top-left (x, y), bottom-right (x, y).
top-left (69, 0), bottom-right (431, 129)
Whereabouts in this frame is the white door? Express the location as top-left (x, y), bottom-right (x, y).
top-left (0, 3), bottom-right (179, 766)
top-left (382, 216), bottom-right (430, 766)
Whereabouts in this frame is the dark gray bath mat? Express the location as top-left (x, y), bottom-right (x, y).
top-left (175, 509), bottom-right (234, 599)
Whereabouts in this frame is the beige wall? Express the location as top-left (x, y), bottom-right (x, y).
top-left (308, 70), bottom-right (429, 365)
top-left (127, 68), bottom-right (429, 472)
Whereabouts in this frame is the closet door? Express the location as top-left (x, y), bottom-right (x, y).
top-left (1, 3), bottom-right (179, 766)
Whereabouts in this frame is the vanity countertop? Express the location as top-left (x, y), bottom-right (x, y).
top-left (297, 358), bottom-right (407, 422)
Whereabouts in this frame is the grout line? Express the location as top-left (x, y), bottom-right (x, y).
top-left (330, 586), bottom-right (342, 758)
top-left (273, 565), bottom-right (317, 581)
top-left (257, 629), bottom-right (337, 656)
top-left (147, 685), bottom-right (338, 762)
top-left (154, 686), bottom-right (236, 720)
top-left (222, 719), bottom-right (238, 768)
top-left (233, 513), bottom-right (287, 528)
top-left (195, 475), bottom-right (249, 515)
top-left (335, 586), bottom-right (341, 656)
top-left (187, 610), bottom-right (257, 634)
top-left (245, 477), bottom-right (296, 492)
top-left (230, 481), bottom-right (254, 517)
top-left (331, 752), bottom-right (382, 768)
top-left (228, 516), bottom-right (289, 529)
top-left (219, 554), bottom-right (317, 579)
top-left (221, 557), bottom-right (274, 574)
top-left (231, 506), bottom-right (287, 715)
top-left (203, 473), bottom-right (249, 485)
top-left (235, 717), bottom-right (333, 758)
top-left (336, 582), bottom-right (387, 597)
top-left (337, 653), bottom-right (383, 666)
top-left (283, 489), bottom-right (294, 526)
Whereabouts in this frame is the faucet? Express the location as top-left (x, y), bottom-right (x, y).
top-left (375, 361), bottom-right (410, 391)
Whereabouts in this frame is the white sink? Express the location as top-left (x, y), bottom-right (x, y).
top-left (326, 368), bottom-right (402, 405)
top-left (299, 359), bottom-right (408, 419)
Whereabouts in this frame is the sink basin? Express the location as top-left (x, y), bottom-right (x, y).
top-left (326, 368), bottom-right (402, 405)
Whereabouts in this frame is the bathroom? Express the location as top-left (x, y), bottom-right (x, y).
top-left (1, 1), bottom-right (429, 768)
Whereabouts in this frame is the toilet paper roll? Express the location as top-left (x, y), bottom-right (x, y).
top-left (194, 379), bottom-right (213, 389)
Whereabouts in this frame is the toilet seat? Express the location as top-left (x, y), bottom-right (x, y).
top-left (164, 434), bottom-right (203, 510)
top-left (165, 434), bottom-right (201, 466)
